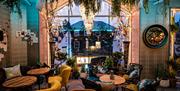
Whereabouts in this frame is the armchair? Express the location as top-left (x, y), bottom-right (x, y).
top-left (72, 89), bottom-right (96, 91)
top-left (124, 63), bottom-right (143, 84)
top-left (36, 79), bottom-right (61, 91)
top-left (58, 65), bottom-right (72, 87)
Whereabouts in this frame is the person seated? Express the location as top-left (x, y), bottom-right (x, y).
top-left (87, 64), bottom-right (100, 81)
top-left (80, 78), bottom-right (102, 91)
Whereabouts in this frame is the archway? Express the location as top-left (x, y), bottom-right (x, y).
top-left (39, 0), bottom-right (140, 66)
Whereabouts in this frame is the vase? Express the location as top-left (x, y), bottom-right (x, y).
top-left (110, 70), bottom-right (114, 80)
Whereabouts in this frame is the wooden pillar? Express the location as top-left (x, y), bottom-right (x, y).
top-left (123, 41), bottom-right (130, 67)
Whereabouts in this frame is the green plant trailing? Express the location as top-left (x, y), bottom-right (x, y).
top-left (70, 0), bottom-right (101, 16)
top-left (112, 0), bottom-right (140, 16)
top-left (0, 0), bottom-right (21, 17)
top-left (112, 52), bottom-right (123, 61)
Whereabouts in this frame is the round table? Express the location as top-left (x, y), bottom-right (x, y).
top-left (27, 67), bottom-right (50, 89)
top-left (27, 67), bottom-right (50, 75)
top-left (100, 74), bottom-right (125, 85)
top-left (3, 76), bottom-right (37, 89)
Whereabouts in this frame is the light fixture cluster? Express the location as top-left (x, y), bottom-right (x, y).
top-left (80, 4), bottom-right (95, 35)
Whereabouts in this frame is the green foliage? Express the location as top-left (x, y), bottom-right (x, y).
top-left (112, 52), bottom-right (123, 61)
top-left (167, 57), bottom-right (177, 78)
top-left (111, 0), bottom-right (121, 17)
top-left (81, 64), bottom-right (86, 73)
top-left (104, 57), bottom-right (114, 68)
top-left (66, 57), bottom-right (76, 67)
top-left (69, 0), bottom-right (101, 16)
top-left (170, 17), bottom-right (179, 33)
top-left (72, 69), bottom-right (80, 79)
top-left (55, 50), bottom-right (67, 60)
top-left (155, 64), bottom-right (168, 79)
top-left (111, 0), bottom-right (138, 16)
top-left (0, 0), bottom-right (21, 17)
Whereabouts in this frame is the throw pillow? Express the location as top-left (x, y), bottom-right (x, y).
top-left (129, 70), bottom-right (138, 78)
top-left (4, 64), bottom-right (22, 79)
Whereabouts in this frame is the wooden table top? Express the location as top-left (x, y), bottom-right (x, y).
top-left (100, 74), bottom-right (125, 85)
top-left (3, 76), bottom-right (37, 88)
top-left (27, 67), bottom-right (50, 75)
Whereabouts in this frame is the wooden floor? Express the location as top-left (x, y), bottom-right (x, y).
top-left (157, 87), bottom-right (180, 91)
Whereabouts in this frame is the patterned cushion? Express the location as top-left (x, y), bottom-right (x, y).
top-left (129, 70), bottom-right (138, 78)
top-left (138, 79), bottom-right (154, 90)
top-left (4, 64), bottom-right (22, 79)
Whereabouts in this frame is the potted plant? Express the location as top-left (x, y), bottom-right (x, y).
top-left (103, 57), bottom-right (114, 73)
top-left (66, 57), bottom-right (81, 79)
top-left (167, 58), bottom-right (177, 87)
top-left (54, 50), bottom-right (67, 61)
top-left (112, 52), bottom-right (123, 67)
top-left (66, 57), bottom-right (76, 67)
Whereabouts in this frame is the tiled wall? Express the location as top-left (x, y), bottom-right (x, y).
top-left (139, 0), bottom-right (180, 79)
top-left (140, 1), bottom-right (170, 79)
top-left (26, 1), bottom-right (39, 66)
top-left (9, 4), bottom-right (28, 66)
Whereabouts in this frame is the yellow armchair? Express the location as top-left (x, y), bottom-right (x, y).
top-left (36, 80), bottom-right (61, 91)
top-left (72, 89), bottom-right (96, 91)
top-left (59, 65), bottom-right (72, 87)
top-left (126, 84), bottom-right (138, 91)
top-left (48, 76), bottom-right (62, 83)
top-left (59, 65), bottom-right (68, 75)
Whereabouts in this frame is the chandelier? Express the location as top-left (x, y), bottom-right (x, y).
top-left (80, 4), bottom-right (95, 35)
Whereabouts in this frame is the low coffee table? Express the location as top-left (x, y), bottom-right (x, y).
top-left (3, 76), bottom-right (37, 90)
top-left (100, 74), bottom-right (125, 85)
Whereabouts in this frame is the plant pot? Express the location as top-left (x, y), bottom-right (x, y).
top-left (169, 78), bottom-right (177, 88)
top-left (160, 79), bottom-right (170, 87)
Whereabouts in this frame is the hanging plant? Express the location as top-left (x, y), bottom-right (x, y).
top-left (111, 0), bottom-right (121, 17)
top-left (143, 0), bottom-right (149, 13)
top-left (0, 0), bottom-right (21, 17)
top-left (111, 0), bottom-right (138, 16)
top-left (69, 0), bottom-right (101, 16)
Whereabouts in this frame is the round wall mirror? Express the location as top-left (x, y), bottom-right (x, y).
top-left (143, 24), bottom-right (168, 48)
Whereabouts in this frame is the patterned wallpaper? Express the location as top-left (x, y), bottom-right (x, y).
top-left (0, 5), bottom-right (10, 67)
